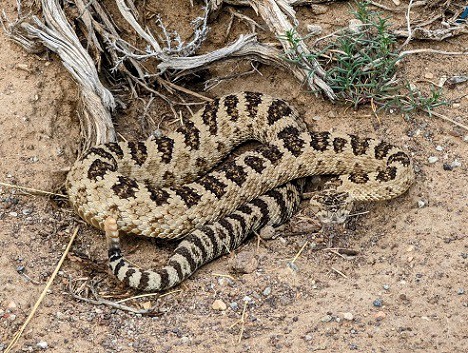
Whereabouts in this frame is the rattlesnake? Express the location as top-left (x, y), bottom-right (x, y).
top-left (66, 92), bottom-right (414, 291)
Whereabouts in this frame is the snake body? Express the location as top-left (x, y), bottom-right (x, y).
top-left (66, 92), bottom-right (414, 291)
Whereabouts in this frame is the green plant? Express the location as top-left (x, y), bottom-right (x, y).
top-left (282, 1), bottom-right (447, 115)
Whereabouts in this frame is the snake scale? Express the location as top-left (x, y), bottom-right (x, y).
top-left (66, 92), bottom-right (414, 291)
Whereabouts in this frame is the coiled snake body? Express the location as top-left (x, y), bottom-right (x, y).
top-left (66, 92), bottom-right (414, 291)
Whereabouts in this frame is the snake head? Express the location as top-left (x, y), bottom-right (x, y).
top-left (308, 191), bottom-right (353, 226)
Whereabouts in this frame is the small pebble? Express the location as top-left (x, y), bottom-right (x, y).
top-left (342, 312), bottom-right (354, 321)
top-left (320, 315), bottom-right (333, 323)
top-left (262, 286), bottom-right (272, 296)
top-left (373, 299), bottom-right (383, 307)
top-left (242, 296), bottom-right (253, 303)
top-left (304, 334), bottom-right (313, 341)
top-left (310, 4), bottom-right (328, 15)
top-left (424, 72), bottom-right (434, 79)
top-left (212, 299), bottom-right (227, 311)
top-left (230, 251), bottom-right (258, 274)
top-left (306, 24), bottom-right (322, 36)
top-left (435, 145), bottom-right (443, 151)
top-left (417, 199), bottom-right (427, 208)
top-left (22, 208), bottom-right (32, 215)
top-left (7, 301), bottom-right (17, 311)
top-left (443, 163), bottom-right (453, 171)
top-left (230, 302), bottom-right (239, 310)
top-left (374, 311), bottom-right (386, 321)
top-left (9, 212), bottom-right (18, 217)
top-left (457, 288), bottom-right (464, 295)
top-left (16, 63), bottom-right (30, 72)
top-left (450, 160), bottom-right (461, 169)
top-left (36, 341), bottom-right (48, 349)
top-left (349, 343), bottom-right (358, 350)
top-left (348, 19), bottom-right (363, 33)
top-left (428, 156), bottom-right (439, 164)
top-left (383, 284), bottom-right (390, 290)
top-left (180, 336), bottom-right (190, 344)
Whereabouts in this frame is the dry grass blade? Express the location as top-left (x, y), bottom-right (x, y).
top-left (5, 226), bottom-right (80, 353)
top-left (0, 181), bottom-right (67, 198)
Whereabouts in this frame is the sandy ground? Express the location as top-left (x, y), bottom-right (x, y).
top-left (1, 1), bottom-right (467, 352)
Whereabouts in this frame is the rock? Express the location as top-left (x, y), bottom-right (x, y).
top-left (348, 19), bottom-right (363, 33)
top-left (304, 334), bottom-right (313, 341)
top-left (242, 296), bottom-right (253, 304)
top-left (306, 24), bottom-right (322, 36)
top-left (373, 299), bottom-right (383, 307)
top-left (457, 288), bottom-right (464, 295)
top-left (417, 199), bottom-right (427, 208)
top-left (310, 5), bottom-right (328, 15)
top-left (424, 72), bottom-right (434, 79)
top-left (262, 287), bottom-right (272, 296)
top-left (6, 301), bottom-right (17, 311)
top-left (443, 163), bottom-right (453, 171)
top-left (342, 312), bottom-right (354, 321)
top-left (374, 311), bottom-right (386, 321)
top-left (230, 302), bottom-right (239, 310)
top-left (230, 251), bottom-right (258, 274)
top-left (9, 212), bottom-right (18, 217)
top-left (320, 315), bottom-right (333, 322)
top-left (435, 145), bottom-right (443, 151)
top-left (212, 299), bottom-right (227, 311)
top-left (36, 341), bottom-right (48, 349)
top-left (428, 156), bottom-right (438, 164)
top-left (383, 284), bottom-right (390, 290)
top-left (450, 160), bottom-right (461, 169)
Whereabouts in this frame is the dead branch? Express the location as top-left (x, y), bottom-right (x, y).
top-left (4, 1), bottom-right (116, 148)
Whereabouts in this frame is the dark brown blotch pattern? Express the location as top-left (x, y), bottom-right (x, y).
top-left (258, 145), bottom-right (283, 164)
top-left (83, 147), bottom-right (116, 162)
top-left (106, 143), bottom-right (124, 159)
top-left (267, 99), bottom-right (293, 125)
top-left (112, 175), bottom-right (139, 199)
top-left (377, 167), bottom-right (398, 182)
top-left (222, 161), bottom-right (248, 186)
top-left (244, 91), bottom-right (263, 118)
top-left (350, 134), bottom-right (371, 156)
top-left (128, 141), bottom-right (148, 166)
top-left (87, 159), bottom-right (117, 181)
top-left (198, 175), bottom-right (228, 198)
top-left (144, 181), bottom-right (170, 206)
top-left (176, 119), bottom-right (200, 151)
top-left (202, 98), bottom-right (220, 135)
top-left (154, 136), bottom-right (174, 164)
top-left (333, 137), bottom-right (348, 153)
top-left (348, 172), bottom-right (370, 184)
top-left (174, 185), bottom-right (202, 208)
top-left (244, 155), bottom-right (266, 173)
top-left (374, 141), bottom-right (393, 160)
top-left (224, 94), bottom-right (240, 122)
top-left (388, 151), bottom-right (411, 167)
top-left (277, 126), bottom-right (305, 157)
top-left (310, 132), bottom-right (331, 152)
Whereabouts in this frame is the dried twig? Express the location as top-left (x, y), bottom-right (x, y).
top-left (0, 181), bottom-right (67, 198)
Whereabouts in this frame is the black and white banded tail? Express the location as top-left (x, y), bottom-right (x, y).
top-left (106, 180), bottom-right (305, 291)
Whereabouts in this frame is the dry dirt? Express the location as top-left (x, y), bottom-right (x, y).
top-left (0, 1), bottom-right (467, 352)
